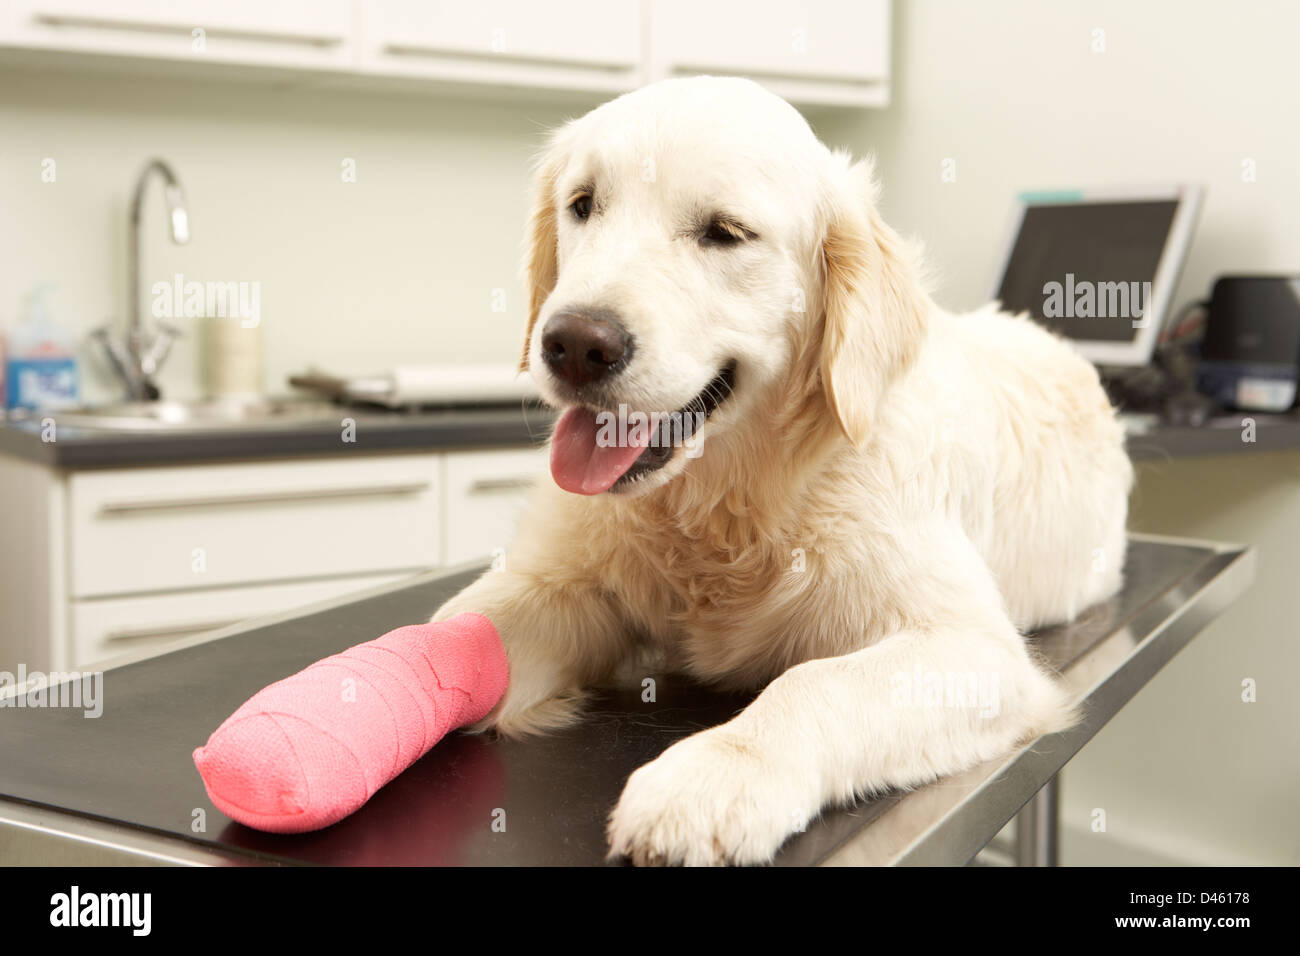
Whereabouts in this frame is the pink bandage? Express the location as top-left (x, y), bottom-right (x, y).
top-left (193, 613), bottom-right (508, 834)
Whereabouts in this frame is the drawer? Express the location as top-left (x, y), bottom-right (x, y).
top-left (358, 0), bottom-right (642, 92)
top-left (442, 447), bottom-right (547, 566)
top-left (69, 455), bottom-right (440, 598)
top-left (3, 1), bottom-right (354, 70)
top-left (70, 572), bottom-right (410, 668)
top-left (650, 0), bottom-right (889, 83)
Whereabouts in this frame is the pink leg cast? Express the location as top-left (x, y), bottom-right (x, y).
top-left (193, 613), bottom-right (508, 833)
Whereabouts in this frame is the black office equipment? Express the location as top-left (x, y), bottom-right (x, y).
top-left (1196, 276), bottom-right (1300, 412)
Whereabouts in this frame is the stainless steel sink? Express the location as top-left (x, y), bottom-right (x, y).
top-left (14, 398), bottom-right (344, 433)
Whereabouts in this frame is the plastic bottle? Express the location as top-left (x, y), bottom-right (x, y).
top-left (5, 284), bottom-right (80, 410)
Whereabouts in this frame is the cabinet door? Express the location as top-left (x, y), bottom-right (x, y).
top-left (70, 571), bottom-right (410, 668)
top-left (442, 447), bottom-right (547, 567)
top-left (69, 455), bottom-right (441, 598)
top-left (0, 0), bottom-right (353, 70)
top-left (649, 0), bottom-right (890, 107)
top-left (359, 0), bottom-right (643, 93)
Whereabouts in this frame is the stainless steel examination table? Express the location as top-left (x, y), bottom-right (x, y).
top-left (0, 534), bottom-right (1254, 866)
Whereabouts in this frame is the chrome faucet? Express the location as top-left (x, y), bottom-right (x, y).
top-left (95, 158), bottom-right (189, 401)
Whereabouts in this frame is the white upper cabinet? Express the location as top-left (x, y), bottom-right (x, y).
top-left (358, 0), bottom-right (643, 94)
top-left (649, 0), bottom-right (891, 107)
top-left (0, 0), bottom-right (891, 109)
top-left (0, 0), bottom-right (354, 70)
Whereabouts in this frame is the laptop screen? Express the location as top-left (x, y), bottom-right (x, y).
top-left (994, 199), bottom-right (1180, 344)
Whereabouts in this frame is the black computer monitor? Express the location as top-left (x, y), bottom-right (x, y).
top-left (989, 186), bottom-right (1203, 367)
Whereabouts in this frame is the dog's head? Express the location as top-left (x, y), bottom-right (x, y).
top-left (522, 76), bottom-right (929, 497)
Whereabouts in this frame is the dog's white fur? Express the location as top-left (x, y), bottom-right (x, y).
top-left (434, 76), bottom-right (1133, 865)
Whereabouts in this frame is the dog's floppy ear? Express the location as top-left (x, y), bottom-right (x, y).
top-left (518, 136), bottom-right (566, 373)
top-left (819, 156), bottom-right (930, 445)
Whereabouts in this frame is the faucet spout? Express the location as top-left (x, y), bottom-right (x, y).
top-left (118, 158), bottom-right (189, 401)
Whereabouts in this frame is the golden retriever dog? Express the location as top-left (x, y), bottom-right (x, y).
top-left (434, 76), bottom-right (1133, 865)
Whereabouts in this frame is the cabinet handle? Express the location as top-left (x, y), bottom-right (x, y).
top-left (99, 482), bottom-right (430, 515)
top-left (104, 619), bottom-right (240, 643)
top-left (468, 477), bottom-right (535, 494)
top-left (34, 13), bottom-right (345, 46)
top-left (380, 41), bottom-right (630, 72)
top-left (667, 63), bottom-right (878, 85)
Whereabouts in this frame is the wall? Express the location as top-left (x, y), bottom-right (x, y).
top-left (816, 0), bottom-right (1300, 317)
top-left (0, 67), bottom-right (578, 404)
top-left (815, 0), bottom-right (1299, 864)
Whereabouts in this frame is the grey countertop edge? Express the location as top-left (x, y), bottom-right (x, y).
top-left (1125, 415), bottom-right (1300, 462)
top-left (0, 405), bottom-right (557, 468)
top-left (1, 406), bottom-right (1298, 469)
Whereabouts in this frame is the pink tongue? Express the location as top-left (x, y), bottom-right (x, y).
top-left (550, 406), bottom-right (650, 495)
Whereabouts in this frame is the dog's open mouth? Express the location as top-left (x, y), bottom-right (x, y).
top-left (550, 362), bottom-right (736, 495)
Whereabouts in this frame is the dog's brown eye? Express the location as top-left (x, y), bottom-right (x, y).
top-left (570, 194), bottom-right (592, 221)
top-left (701, 218), bottom-right (748, 246)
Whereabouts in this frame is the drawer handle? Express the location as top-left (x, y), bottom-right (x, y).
top-left (668, 63), bottom-right (880, 86)
top-left (468, 477), bottom-right (535, 494)
top-left (99, 482), bottom-right (430, 515)
top-left (381, 42), bottom-right (631, 72)
top-left (34, 13), bottom-right (346, 46)
top-left (104, 619), bottom-right (240, 643)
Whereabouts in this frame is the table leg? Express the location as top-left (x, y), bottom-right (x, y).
top-left (1015, 775), bottom-right (1060, 867)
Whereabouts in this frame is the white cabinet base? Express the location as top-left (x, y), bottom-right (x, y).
top-left (68, 455), bottom-right (441, 598)
top-left (70, 571), bottom-right (411, 669)
top-left (0, 446), bottom-right (541, 674)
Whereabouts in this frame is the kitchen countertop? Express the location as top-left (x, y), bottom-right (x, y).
top-left (1, 402), bottom-right (1298, 469)
top-left (0, 533), bottom-right (1254, 866)
top-left (1123, 410), bottom-right (1300, 462)
top-left (0, 402), bottom-right (556, 468)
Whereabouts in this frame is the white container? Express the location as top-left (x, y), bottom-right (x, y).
top-left (205, 316), bottom-right (262, 399)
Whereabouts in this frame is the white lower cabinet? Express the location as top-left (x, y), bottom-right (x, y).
top-left (441, 447), bottom-right (547, 566)
top-left (0, 446), bottom-right (545, 673)
top-left (68, 455), bottom-right (443, 597)
top-left (70, 571), bottom-right (409, 668)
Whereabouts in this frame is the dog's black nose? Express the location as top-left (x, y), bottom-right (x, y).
top-left (541, 309), bottom-right (633, 388)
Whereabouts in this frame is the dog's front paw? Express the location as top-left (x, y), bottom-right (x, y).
top-left (606, 729), bottom-right (811, 866)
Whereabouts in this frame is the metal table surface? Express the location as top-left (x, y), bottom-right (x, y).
top-left (0, 534), bottom-right (1254, 866)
